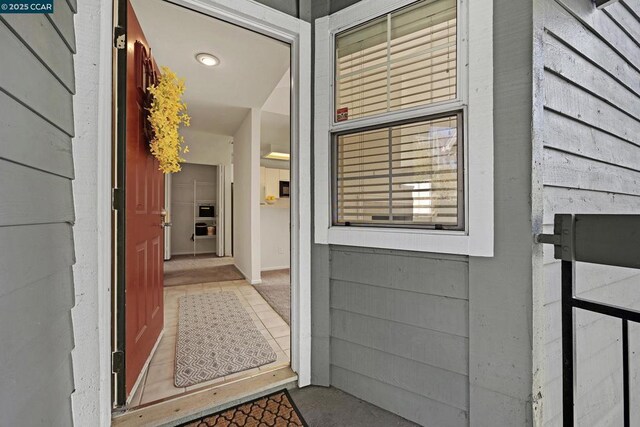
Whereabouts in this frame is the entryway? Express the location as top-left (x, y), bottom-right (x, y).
top-left (111, 0), bottom-right (307, 418)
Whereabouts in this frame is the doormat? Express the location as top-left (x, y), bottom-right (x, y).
top-left (165, 264), bottom-right (244, 287)
top-left (254, 269), bottom-right (290, 325)
top-left (175, 292), bottom-right (277, 387)
top-left (179, 390), bottom-right (307, 427)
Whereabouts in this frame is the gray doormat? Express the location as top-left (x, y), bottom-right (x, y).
top-left (175, 292), bottom-right (277, 387)
top-left (254, 269), bottom-right (290, 325)
top-left (165, 264), bottom-right (244, 287)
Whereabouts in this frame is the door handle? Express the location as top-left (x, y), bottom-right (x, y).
top-left (160, 208), bottom-right (171, 228)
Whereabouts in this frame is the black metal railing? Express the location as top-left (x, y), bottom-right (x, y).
top-left (537, 214), bottom-right (640, 426)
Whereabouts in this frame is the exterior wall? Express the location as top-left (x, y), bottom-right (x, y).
top-left (0, 0), bottom-right (78, 425)
top-left (467, 0), bottom-right (534, 425)
top-left (536, 0), bottom-right (640, 425)
top-left (329, 247), bottom-right (470, 426)
top-left (312, 0), bottom-right (535, 426)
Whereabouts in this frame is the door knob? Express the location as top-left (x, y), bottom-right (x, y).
top-left (160, 208), bottom-right (171, 228)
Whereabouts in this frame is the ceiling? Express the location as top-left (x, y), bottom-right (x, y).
top-left (130, 0), bottom-right (290, 139)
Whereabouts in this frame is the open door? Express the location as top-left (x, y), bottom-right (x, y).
top-left (124, 0), bottom-right (165, 398)
top-left (113, 0), bottom-right (165, 405)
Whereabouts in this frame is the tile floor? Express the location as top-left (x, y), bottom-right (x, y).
top-left (129, 279), bottom-right (291, 407)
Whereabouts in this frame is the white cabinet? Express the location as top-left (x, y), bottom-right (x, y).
top-left (260, 166), bottom-right (290, 202)
top-left (265, 168), bottom-right (280, 199)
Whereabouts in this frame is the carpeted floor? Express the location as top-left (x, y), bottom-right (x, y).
top-left (254, 269), bottom-right (290, 325)
top-left (164, 256), bottom-right (244, 287)
top-left (175, 292), bottom-right (277, 387)
top-left (180, 390), bottom-right (307, 427)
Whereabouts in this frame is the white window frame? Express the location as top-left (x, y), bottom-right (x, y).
top-left (314, 0), bottom-right (493, 256)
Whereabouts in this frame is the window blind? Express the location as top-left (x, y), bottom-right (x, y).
top-left (334, 114), bottom-right (462, 228)
top-left (335, 0), bottom-right (457, 121)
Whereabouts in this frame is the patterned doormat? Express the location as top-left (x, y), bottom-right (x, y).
top-left (180, 390), bottom-right (307, 427)
top-left (175, 292), bottom-right (277, 387)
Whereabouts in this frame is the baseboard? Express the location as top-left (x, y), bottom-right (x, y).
top-left (261, 266), bottom-right (290, 272)
top-left (234, 262), bottom-right (261, 284)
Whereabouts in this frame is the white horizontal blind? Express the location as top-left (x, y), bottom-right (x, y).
top-left (335, 0), bottom-right (457, 122)
top-left (335, 114), bottom-right (461, 227)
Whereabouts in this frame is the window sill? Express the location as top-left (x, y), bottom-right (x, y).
top-left (320, 225), bottom-right (492, 256)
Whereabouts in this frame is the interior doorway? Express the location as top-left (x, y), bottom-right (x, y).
top-left (112, 0), bottom-right (295, 410)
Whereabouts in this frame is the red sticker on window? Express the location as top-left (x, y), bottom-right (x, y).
top-left (336, 107), bottom-right (348, 122)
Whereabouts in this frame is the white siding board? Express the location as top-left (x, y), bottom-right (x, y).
top-left (540, 1), bottom-right (640, 425)
top-left (544, 149), bottom-right (640, 196)
top-left (557, 0), bottom-right (640, 69)
top-left (0, 223), bottom-right (75, 298)
top-left (605, 2), bottom-right (640, 45)
top-left (544, 72), bottom-right (640, 145)
top-left (0, 21), bottom-right (74, 136)
top-left (331, 338), bottom-right (469, 410)
top-left (0, 159), bottom-right (74, 226)
top-left (0, 91), bottom-right (73, 178)
top-left (331, 279), bottom-right (469, 337)
top-left (0, 14), bottom-right (75, 92)
top-left (544, 34), bottom-right (640, 119)
top-left (331, 365), bottom-right (469, 427)
top-left (330, 248), bottom-right (468, 299)
top-left (544, 260), bottom-right (640, 304)
top-left (331, 309), bottom-right (469, 375)
top-left (543, 111), bottom-right (640, 173)
top-left (622, 0), bottom-right (640, 18)
top-left (544, 0), bottom-right (640, 95)
top-left (542, 186), bottom-right (640, 224)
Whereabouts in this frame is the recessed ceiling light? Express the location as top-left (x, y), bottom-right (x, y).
top-left (195, 53), bottom-right (220, 67)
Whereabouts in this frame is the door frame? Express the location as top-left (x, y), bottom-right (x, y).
top-left (106, 0), bottom-right (312, 411)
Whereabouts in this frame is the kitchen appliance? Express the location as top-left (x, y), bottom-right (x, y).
top-left (195, 222), bottom-right (208, 236)
top-left (198, 205), bottom-right (215, 217)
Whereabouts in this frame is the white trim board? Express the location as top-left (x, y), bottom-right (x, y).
top-left (76, 1), bottom-right (311, 424)
top-left (313, 0), bottom-right (494, 257)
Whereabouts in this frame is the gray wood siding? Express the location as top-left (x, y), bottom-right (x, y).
top-left (0, 2), bottom-right (77, 425)
top-left (329, 246), bottom-right (469, 426)
top-left (540, 0), bottom-right (640, 425)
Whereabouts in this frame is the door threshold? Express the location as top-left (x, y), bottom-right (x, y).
top-left (112, 366), bottom-right (298, 426)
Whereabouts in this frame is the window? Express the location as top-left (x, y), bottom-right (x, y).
top-left (332, 0), bottom-right (463, 229)
top-left (314, 0), bottom-right (494, 256)
top-left (334, 0), bottom-right (457, 122)
top-left (334, 114), bottom-right (463, 229)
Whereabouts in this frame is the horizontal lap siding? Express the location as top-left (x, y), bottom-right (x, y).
top-left (329, 247), bottom-right (469, 426)
top-left (0, 2), bottom-right (76, 426)
top-left (540, 0), bottom-right (640, 424)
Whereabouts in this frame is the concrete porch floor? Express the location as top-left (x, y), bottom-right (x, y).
top-left (289, 386), bottom-right (419, 427)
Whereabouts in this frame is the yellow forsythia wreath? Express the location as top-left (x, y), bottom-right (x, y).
top-left (147, 66), bottom-right (190, 173)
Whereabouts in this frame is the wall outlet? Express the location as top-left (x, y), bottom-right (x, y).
top-left (278, 247), bottom-right (284, 255)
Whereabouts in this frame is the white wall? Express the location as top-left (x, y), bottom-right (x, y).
top-left (181, 128), bottom-right (232, 165)
top-left (233, 109), bottom-right (261, 283)
top-left (260, 203), bottom-right (290, 270)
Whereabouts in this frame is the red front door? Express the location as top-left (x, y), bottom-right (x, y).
top-left (124, 0), bottom-right (164, 396)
